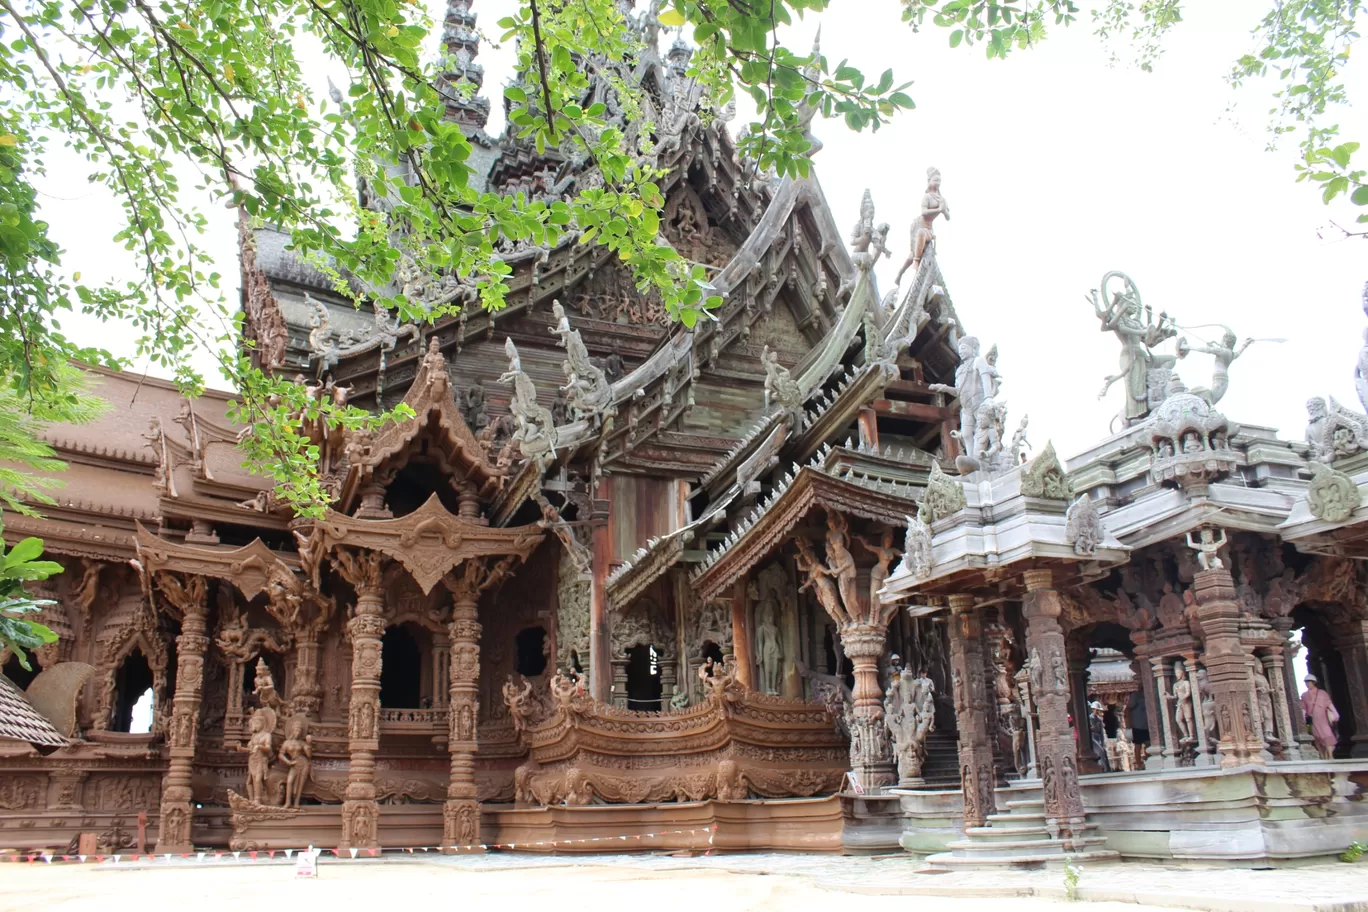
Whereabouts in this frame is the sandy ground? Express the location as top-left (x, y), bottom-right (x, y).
top-left (0, 859), bottom-right (1175, 912)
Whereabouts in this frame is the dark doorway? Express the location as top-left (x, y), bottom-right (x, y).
top-left (380, 625), bottom-right (423, 708)
top-left (111, 650), bottom-right (154, 733)
top-left (626, 644), bottom-right (662, 711)
top-left (2, 653), bottom-right (41, 690)
top-left (1296, 606), bottom-right (1354, 758)
top-left (516, 627), bottom-right (548, 678)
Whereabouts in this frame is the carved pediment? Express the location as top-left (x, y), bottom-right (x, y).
top-left (311, 493), bottom-right (544, 594)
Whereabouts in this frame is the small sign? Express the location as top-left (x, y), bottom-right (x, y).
top-left (295, 847), bottom-right (319, 879)
top-left (845, 771), bottom-right (865, 795)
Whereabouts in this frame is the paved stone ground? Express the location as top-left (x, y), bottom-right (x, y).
top-left (2, 852), bottom-right (1365, 912)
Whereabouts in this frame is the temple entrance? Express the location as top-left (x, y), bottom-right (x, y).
top-left (111, 650), bottom-right (154, 733)
top-left (1294, 606), bottom-right (1354, 758)
top-left (515, 627), bottom-right (548, 678)
top-left (626, 644), bottom-right (662, 711)
top-left (380, 624), bottom-right (424, 708)
top-left (1074, 622), bottom-right (1140, 773)
top-left (2, 654), bottom-right (40, 690)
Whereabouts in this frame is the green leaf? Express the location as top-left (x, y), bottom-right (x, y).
top-left (658, 8), bottom-right (687, 27)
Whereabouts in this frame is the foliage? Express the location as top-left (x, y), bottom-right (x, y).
top-left (1342, 840), bottom-right (1367, 863)
top-left (906, 0), bottom-right (1366, 227)
top-left (1063, 856), bottom-right (1082, 900)
top-left (0, 0), bottom-right (912, 517)
top-left (0, 529), bottom-right (61, 672)
top-left (0, 363), bottom-right (106, 516)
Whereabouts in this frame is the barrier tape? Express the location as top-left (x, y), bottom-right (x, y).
top-left (0, 826), bottom-right (720, 865)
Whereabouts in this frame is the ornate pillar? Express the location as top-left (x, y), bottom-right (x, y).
top-left (1067, 638), bottom-right (1100, 773)
top-left (1270, 618), bottom-right (1313, 755)
top-left (1191, 565), bottom-right (1269, 767)
top-left (611, 656), bottom-right (630, 708)
top-left (1150, 657), bottom-right (1179, 767)
top-left (1184, 651), bottom-right (1213, 766)
top-left (1330, 618), bottom-right (1368, 758)
top-left (841, 620), bottom-right (897, 790)
top-left (948, 594), bottom-right (996, 829)
top-left (155, 575), bottom-right (209, 853)
top-left (731, 580), bottom-right (755, 689)
top-left (1021, 571), bottom-right (1086, 839)
top-left (590, 482), bottom-right (612, 702)
top-left (1264, 651), bottom-right (1300, 760)
top-left (444, 581), bottom-right (482, 849)
top-left (1130, 633), bottom-right (1162, 769)
top-left (292, 629), bottom-right (323, 718)
top-left (433, 636), bottom-right (451, 709)
top-left (660, 658), bottom-right (677, 703)
top-left (332, 549), bottom-right (385, 850)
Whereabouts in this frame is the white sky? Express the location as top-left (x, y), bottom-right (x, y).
top-left (36, 0), bottom-right (1368, 460)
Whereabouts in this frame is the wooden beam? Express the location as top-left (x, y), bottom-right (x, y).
top-left (871, 398), bottom-right (954, 423)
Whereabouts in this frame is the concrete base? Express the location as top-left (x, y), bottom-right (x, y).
top-left (891, 787), bottom-right (964, 858)
top-left (228, 804), bottom-right (445, 851)
top-left (839, 793), bottom-right (903, 853)
top-left (1079, 759), bottom-right (1368, 863)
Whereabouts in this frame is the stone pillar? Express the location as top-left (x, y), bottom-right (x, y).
top-left (660, 658), bottom-right (677, 704)
top-left (1192, 567), bottom-right (1269, 767)
top-left (611, 656), bottom-right (630, 708)
top-left (840, 620), bottom-right (897, 791)
top-left (1270, 618), bottom-right (1313, 755)
top-left (1263, 650), bottom-right (1300, 760)
top-left (1150, 657), bottom-right (1179, 768)
top-left (1021, 570), bottom-right (1086, 840)
top-left (731, 580), bottom-right (754, 689)
top-left (333, 549), bottom-right (385, 851)
top-left (948, 594), bottom-right (996, 829)
top-left (155, 579), bottom-right (208, 853)
top-left (1130, 633), bottom-right (1162, 769)
top-left (444, 586), bottom-right (482, 849)
top-left (1330, 618), bottom-right (1368, 758)
top-left (590, 483), bottom-right (612, 703)
top-left (291, 629), bottom-right (323, 718)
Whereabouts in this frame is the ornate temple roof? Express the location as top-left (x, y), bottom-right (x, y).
top-left (0, 674), bottom-right (67, 748)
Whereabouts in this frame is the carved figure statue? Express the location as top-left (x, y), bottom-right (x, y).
top-left (1250, 659), bottom-right (1276, 745)
top-left (849, 189), bottom-right (890, 272)
top-left (858, 527), bottom-right (902, 613)
top-left (1176, 327), bottom-right (1257, 405)
top-left (551, 300), bottom-right (613, 418)
top-left (462, 380), bottom-right (490, 434)
top-left (1170, 660), bottom-right (1196, 743)
top-left (898, 505), bottom-right (934, 581)
top-left (1197, 666), bottom-right (1217, 744)
top-left (245, 706), bottom-right (277, 804)
top-left (754, 599), bottom-right (783, 696)
top-left (761, 345), bottom-right (803, 416)
top-left (894, 167), bottom-right (950, 287)
top-left (503, 675), bottom-right (535, 734)
top-left (929, 335), bottom-right (993, 466)
top-left (1090, 272), bottom-right (1178, 424)
top-left (1064, 494), bottom-right (1103, 556)
top-left (1008, 414), bottom-right (1032, 465)
top-left (279, 716), bottom-right (313, 808)
top-left (794, 537), bottom-right (846, 625)
top-left (823, 511), bottom-right (861, 619)
top-left (883, 669), bottom-right (930, 782)
top-left (500, 337), bottom-right (558, 465)
top-left (1305, 395), bottom-right (1368, 463)
top-left (1185, 527), bottom-right (1227, 571)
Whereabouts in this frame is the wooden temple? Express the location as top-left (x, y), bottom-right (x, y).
top-left (3, 2), bottom-right (1367, 865)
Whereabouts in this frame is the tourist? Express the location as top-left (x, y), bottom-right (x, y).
top-left (1127, 689), bottom-right (1149, 769)
top-left (1089, 701), bottom-right (1111, 772)
top-left (1300, 675), bottom-right (1340, 760)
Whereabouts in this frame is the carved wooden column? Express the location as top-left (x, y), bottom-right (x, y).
top-left (611, 656), bottom-right (630, 708)
top-left (1270, 618), bottom-right (1313, 755)
top-left (1150, 657), bottom-right (1179, 767)
top-left (1066, 638), bottom-right (1100, 773)
top-left (1263, 650), bottom-right (1300, 760)
top-left (841, 620), bottom-right (896, 790)
top-left (1329, 617), bottom-right (1368, 758)
top-left (948, 594), bottom-right (996, 829)
top-left (1021, 571), bottom-right (1085, 839)
top-left (332, 549), bottom-right (385, 850)
top-left (433, 636), bottom-right (451, 709)
top-left (154, 574), bottom-right (208, 853)
top-left (291, 629), bottom-right (323, 718)
top-left (444, 579), bottom-right (482, 849)
top-left (1130, 632), bottom-right (1162, 768)
top-left (1191, 565), bottom-right (1269, 766)
top-left (590, 481), bottom-right (612, 702)
top-left (1184, 651), bottom-right (1213, 765)
top-left (731, 579), bottom-right (755, 689)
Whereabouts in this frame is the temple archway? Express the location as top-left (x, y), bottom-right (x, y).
top-left (110, 649), bottom-right (155, 733)
top-left (1294, 604), bottom-right (1354, 758)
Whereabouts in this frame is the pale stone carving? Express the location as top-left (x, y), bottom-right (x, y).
top-left (894, 167), bottom-right (950, 287)
top-left (898, 505), bottom-right (934, 582)
top-left (500, 337), bottom-right (558, 467)
top-left (761, 345), bottom-right (803, 416)
top-left (849, 189), bottom-right (891, 272)
top-left (883, 668), bottom-right (934, 784)
top-left (305, 293), bottom-right (417, 374)
top-left (550, 299), bottom-right (613, 418)
top-left (755, 597), bottom-right (782, 696)
top-left (929, 336), bottom-right (993, 470)
top-left (922, 462), bottom-right (966, 521)
top-left (1185, 527), bottom-right (1227, 571)
top-left (1305, 396), bottom-right (1368, 463)
top-left (1146, 376), bottom-right (1237, 490)
top-left (1090, 271), bottom-right (1178, 425)
top-left (1176, 326), bottom-right (1257, 405)
top-left (1019, 441), bottom-right (1072, 500)
top-left (1064, 494), bottom-right (1102, 556)
top-left (1307, 462), bottom-right (1362, 522)
top-left (1170, 660), bottom-right (1195, 743)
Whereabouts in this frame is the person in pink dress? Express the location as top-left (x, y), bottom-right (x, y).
top-left (1300, 675), bottom-right (1340, 760)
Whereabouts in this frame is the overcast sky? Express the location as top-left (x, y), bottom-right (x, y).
top-left (37, 0), bottom-right (1367, 460)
